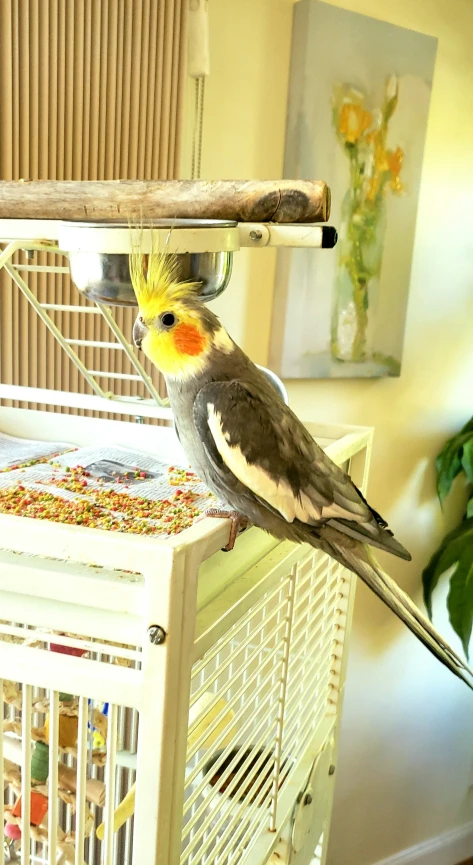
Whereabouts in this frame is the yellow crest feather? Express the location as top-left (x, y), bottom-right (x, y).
top-left (129, 248), bottom-right (200, 315)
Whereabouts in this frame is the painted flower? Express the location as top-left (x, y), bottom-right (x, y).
top-left (384, 74), bottom-right (399, 121)
top-left (332, 74), bottom-right (405, 201)
top-left (338, 102), bottom-right (372, 144)
top-left (331, 72), bottom-right (405, 367)
top-left (386, 146), bottom-right (404, 192)
top-left (385, 74), bottom-right (398, 103)
top-left (374, 139), bottom-right (389, 174)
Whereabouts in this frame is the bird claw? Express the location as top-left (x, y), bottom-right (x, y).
top-left (204, 508), bottom-right (249, 551)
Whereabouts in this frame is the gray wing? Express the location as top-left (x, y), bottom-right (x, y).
top-left (193, 380), bottom-right (410, 561)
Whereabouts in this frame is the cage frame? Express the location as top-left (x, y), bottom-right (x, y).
top-left (0, 218), bottom-right (371, 865)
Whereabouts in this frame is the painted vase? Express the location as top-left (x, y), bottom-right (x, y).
top-left (330, 189), bottom-right (387, 364)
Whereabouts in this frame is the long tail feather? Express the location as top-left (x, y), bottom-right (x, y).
top-left (330, 541), bottom-right (473, 690)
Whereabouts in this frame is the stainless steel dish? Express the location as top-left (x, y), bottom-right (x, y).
top-left (66, 219), bottom-right (236, 307)
top-left (257, 365), bottom-right (288, 404)
top-left (69, 249), bottom-right (233, 307)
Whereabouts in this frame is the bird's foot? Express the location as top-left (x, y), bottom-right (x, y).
top-left (204, 508), bottom-right (249, 552)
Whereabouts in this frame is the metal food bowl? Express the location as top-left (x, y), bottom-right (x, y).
top-left (65, 219), bottom-right (237, 307)
top-left (257, 366), bottom-right (288, 404)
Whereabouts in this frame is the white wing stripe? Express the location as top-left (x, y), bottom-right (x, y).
top-left (208, 407), bottom-right (320, 524)
top-left (206, 406), bottom-right (364, 526)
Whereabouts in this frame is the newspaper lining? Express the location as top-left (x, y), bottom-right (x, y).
top-left (0, 431), bottom-right (76, 471)
top-left (0, 444), bottom-right (220, 538)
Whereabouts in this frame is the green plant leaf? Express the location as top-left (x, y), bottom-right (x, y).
top-left (462, 437), bottom-right (473, 485)
top-left (467, 498), bottom-right (473, 519)
top-left (435, 416), bottom-right (473, 505)
top-left (422, 517), bottom-right (473, 657)
top-left (460, 416), bottom-right (473, 435)
top-left (422, 518), bottom-right (473, 616)
top-left (447, 549), bottom-right (473, 659)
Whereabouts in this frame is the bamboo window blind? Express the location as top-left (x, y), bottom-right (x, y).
top-left (0, 0), bottom-right (188, 414)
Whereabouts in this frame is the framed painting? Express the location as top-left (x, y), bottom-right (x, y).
top-left (269, 1), bottom-right (437, 378)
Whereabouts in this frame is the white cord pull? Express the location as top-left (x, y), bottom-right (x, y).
top-left (188, 0), bottom-right (210, 79)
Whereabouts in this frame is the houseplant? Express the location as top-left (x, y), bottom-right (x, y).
top-left (422, 416), bottom-right (473, 656)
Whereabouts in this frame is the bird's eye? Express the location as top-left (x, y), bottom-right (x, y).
top-left (160, 312), bottom-right (177, 328)
top-left (138, 315), bottom-right (144, 323)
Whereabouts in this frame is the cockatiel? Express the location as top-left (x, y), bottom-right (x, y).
top-left (131, 250), bottom-right (473, 690)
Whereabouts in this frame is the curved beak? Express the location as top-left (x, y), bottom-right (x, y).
top-left (133, 316), bottom-right (148, 350)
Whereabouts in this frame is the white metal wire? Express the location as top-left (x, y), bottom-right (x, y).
top-left (65, 340), bottom-right (123, 350)
top-left (103, 705), bottom-right (119, 865)
top-left (0, 547), bottom-right (350, 865)
top-left (179, 548), bottom-right (341, 865)
top-left (47, 691), bottom-right (59, 865)
top-left (189, 605), bottom-right (288, 716)
top-left (0, 626), bottom-right (141, 665)
top-left (0, 242), bottom-right (167, 408)
top-left (41, 304), bottom-right (101, 313)
top-left (192, 576), bottom-right (288, 675)
top-left (269, 567), bottom-right (296, 832)
top-left (184, 680), bottom-right (277, 813)
top-left (13, 265), bottom-right (70, 274)
top-left (75, 697), bottom-right (89, 865)
top-left (0, 680), bottom-right (4, 865)
top-left (184, 680), bottom-right (280, 820)
top-left (21, 685), bottom-right (32, 865)
top-left (88, 371), bottom-right (143, 382)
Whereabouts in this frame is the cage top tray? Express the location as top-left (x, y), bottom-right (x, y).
top-left (0, 406), bottom-right (371, 626)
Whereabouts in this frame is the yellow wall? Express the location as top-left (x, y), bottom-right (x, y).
top-left (183, 1), bottom-right (473, 863)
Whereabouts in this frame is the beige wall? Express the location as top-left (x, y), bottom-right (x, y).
top-left (182, 1), bottom-right (473, 863)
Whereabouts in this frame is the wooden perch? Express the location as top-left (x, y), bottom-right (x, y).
top-left (57, 764), bottom-right (105, 808)
top-left (0, 179), bottom-right (330, 223)
top-left (3, 743), bottom-right (105, 808)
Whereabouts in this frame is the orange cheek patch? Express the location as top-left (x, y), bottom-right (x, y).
top-left (173, 323), bottom-right (206, 356)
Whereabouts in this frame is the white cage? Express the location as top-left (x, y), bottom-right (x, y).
top-left (0, 220), bottom-right (372, 865)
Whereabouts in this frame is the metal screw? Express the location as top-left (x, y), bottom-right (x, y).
top-left (303, 792), bottom-right (313, 806)
top-left (328, 764), bottom-right (336, 776)
top-left (148, 625), bottom-right (166, 645)
top-left (249, 229), bottom-right (263, 241)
